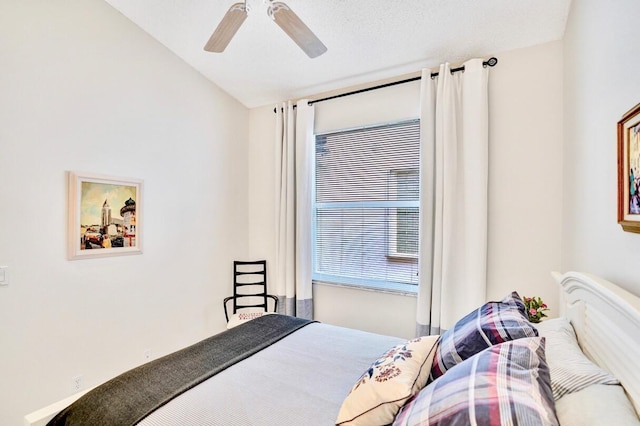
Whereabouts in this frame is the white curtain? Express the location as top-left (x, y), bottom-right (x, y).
top-left (274, 100), bottom-right (314, 319)
top-left (416, 59), bottom-right (489, 336)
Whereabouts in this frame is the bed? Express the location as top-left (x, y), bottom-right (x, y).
top-left (24, 271), bottom-right (640, 426)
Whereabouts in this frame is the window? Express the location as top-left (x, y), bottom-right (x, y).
top-left (388, 169), bottom-right (419, 258)
top-left (313, 119), bottom-right (420, 292)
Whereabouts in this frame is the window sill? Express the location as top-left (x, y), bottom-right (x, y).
top-left (386, 253), bottom-right (418, 262)
top-left (312, 279), bottom-right (418, 297)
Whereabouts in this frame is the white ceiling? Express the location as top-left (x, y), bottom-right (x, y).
top-left (103, 0), bottom-right (571, 108)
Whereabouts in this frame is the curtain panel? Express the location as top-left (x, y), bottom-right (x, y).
top-left (416, 59), bottom-right (489, 336)
top-left (274, 100), bottom-right (314, 319)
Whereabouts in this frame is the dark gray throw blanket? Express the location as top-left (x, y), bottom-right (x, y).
top-left (48, 315), bottom-right (314, 426)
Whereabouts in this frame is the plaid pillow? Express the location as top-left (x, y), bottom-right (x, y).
top-left (394, 337), bottom-right (558, 426)
top-left (429, 291), bottom-right (537, 380)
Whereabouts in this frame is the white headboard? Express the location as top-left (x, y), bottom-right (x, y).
top-left (552, 271), bottom-right (640, 416)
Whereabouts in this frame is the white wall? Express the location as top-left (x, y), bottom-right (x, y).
top-left (248, 41), bottom-right (564, 338)
top-left (562, 0), bottom-right (640, 296)
top-left (487, 41), bottom-right (564, 308)
top-left (0, 1), bottom-right (249, 425)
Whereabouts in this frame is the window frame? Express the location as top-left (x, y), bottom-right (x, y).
top-left (387, 168), bottom-right (419, 260)
top-left (311, 119), bottom-right (420, 294)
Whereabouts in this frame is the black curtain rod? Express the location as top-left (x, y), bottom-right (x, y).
top-left (273, 57), bottom-right (498, 113)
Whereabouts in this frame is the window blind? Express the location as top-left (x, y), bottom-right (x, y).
top-left (313, 119), bottom-right (420, 290)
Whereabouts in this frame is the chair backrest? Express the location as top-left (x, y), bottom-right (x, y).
top-left (224, 260), bottom-right (278, 323)
top-left (232, 260), bottom-right (268, 313)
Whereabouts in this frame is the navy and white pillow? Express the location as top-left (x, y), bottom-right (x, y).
top-left (429, 291), bottom-right (538, 380)
top-left (394, 337), bottom-right (559, 426)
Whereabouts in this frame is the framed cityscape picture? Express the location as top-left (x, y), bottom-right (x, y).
top-left (618, 102), bottom-right (640, 233)
top-left (68, 171), bottom-right (143, 260)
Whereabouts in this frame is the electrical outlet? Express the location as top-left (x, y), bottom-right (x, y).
top-left (72, 375), bottom-right (83, 392)
top-left (144, 349), bottom-right (152, 361)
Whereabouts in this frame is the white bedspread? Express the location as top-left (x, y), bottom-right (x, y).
top-left (138, 322), bottom-right (404, 426)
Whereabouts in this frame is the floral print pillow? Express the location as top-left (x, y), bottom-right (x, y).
top-left (336, 335), bottom-right (440, 426)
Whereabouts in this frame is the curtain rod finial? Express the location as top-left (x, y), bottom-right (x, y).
top-left (484, 57), bottom-right (498, 67)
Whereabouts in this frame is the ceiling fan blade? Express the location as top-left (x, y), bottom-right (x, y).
top-left (204, 3), bottom-right (248, 53)
top-left (269, 2), bottom-right (327, 58)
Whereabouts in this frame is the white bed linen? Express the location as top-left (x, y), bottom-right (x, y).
top-left (138, 322), bottom-right (404, 426)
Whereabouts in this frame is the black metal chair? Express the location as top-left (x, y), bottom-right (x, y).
top-left (224, 260), bottom-right (278, 325)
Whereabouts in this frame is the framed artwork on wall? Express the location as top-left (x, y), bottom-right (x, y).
top-left (618, 102), bottom-right (640, 233)
top-left (68, 171), bottom-right (143, 260)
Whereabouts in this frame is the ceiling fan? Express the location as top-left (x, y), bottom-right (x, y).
top-left (204, 0), bottom-right (327, 58)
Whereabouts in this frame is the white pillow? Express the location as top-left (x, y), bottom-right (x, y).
top-left (336, 335), bottom-right (439, 426)
top-left (226, 309), bottom-right (275, 329)
top-left (555, 384), bottom-right (640, 426)
top-left (535, 317), bottom-right (619, 400)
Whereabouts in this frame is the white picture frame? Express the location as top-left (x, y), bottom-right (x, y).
top-left (68, 171), bottom-right (143, 260)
